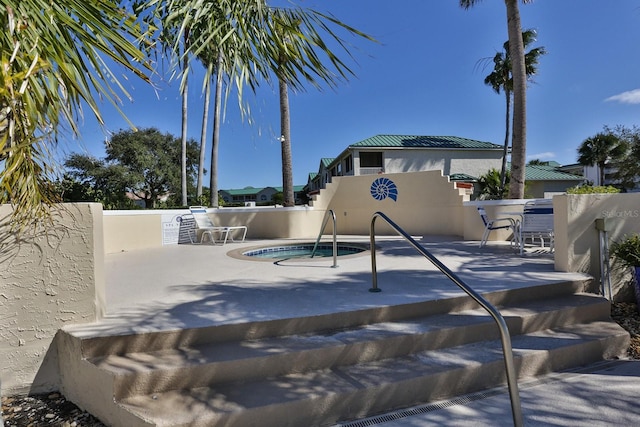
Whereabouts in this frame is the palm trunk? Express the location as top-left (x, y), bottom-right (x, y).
top-left (209, 50), bottom-right (223, 208)
top-left (279, 74), bottom-right (294, 207)
top-left (197, 66), bottom-right (212, 201)
top-left (180, 31), bottom-right (190, 207)
top-left (505, 0), bottom-right (527, 199)
top-left (500, 88), bottom-right (511, 193)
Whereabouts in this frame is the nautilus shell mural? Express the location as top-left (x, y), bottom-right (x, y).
top-left (370, 177), bottom-right (398, 202)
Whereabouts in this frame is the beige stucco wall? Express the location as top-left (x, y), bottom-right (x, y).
top-left (553, 193), bottom-right (640, 300)
top-left (104, 210), bottom-right (174, 254)
top-left (314, 170), bottom-right (468, 236)
top-left (103, 207), bottom-right (328, 253)
top-left (0, 203), bottom-right (104, 394)
top-left (104, 171), bottom-right (469, 253)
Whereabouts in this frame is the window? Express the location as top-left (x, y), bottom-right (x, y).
top-left (360, 151), bottom-right (383, 168)
top-left (345, 155), bottom-right (353, 173)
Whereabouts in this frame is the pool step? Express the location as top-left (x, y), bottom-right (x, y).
top-left (57, 281), bottom-right (629, 427)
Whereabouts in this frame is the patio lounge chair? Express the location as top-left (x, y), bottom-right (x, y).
top-left (518, 200), bottom-right (554, 255)
top-left (188, 206), bottom-right (247, 245)
top-left (477, 206), bottom-right (518, 248)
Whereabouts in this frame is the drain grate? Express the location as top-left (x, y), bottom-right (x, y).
top-left (334, 360), bottom-right (624, 427)
top-left (334, 389), bottom-right (504, 427)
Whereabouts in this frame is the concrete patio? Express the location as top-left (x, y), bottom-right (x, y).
top-left (90, 235), bottom-right (581, 336)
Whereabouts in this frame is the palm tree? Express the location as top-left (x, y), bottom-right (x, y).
top-left (264, 6), bottom-right (376, 207)
top-left (483, 29), bottom-right (545, 195)
top-left (145, 0), bottom-right (273, 208)
top-left (461, 0), bottom-right (532, 199)
top-left (577, 132), bottom-right (626, 186)
top-left (0, 0), bottom-right (152, 230)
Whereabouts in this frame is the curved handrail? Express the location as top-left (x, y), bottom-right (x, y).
top-left (310, 209), bottom-right (338, 268)
top-left (369, 211), bottom-right (523, 427)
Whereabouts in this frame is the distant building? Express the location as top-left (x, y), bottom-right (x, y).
top-left (306, 134), bottom-right (503, 195)
top-left (523, 162), bottom-right (585, 198)
top-left (559, 162), bottom-right (639, 192)
top-left (219, 185), bottom-right (307, 205)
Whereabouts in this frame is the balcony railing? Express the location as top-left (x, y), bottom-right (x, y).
top-left (359, 167), bottom-right (385, 175)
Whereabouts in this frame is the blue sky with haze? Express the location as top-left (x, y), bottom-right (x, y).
top-left (66, 0), bottom-right (640, 190)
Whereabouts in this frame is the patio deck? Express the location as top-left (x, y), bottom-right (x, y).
top-left (75, 235), bottom-right (587, 337)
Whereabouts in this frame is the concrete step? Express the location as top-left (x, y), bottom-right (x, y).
top-left (115, 320), bottom-right (629, 427)
top-left (68, 279), bottom-right (589, 359)
top-left (57, 281), bottom-right (628, 427)
top-left (87, 293), bottom-right (608, 400)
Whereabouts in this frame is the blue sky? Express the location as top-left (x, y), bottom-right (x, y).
top-left (66, 0), bottom-right (640, 190)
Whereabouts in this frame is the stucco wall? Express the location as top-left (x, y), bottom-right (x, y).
top-left (553, 193), bottom-right (640, 300)
top-left (315, 170), bottom-right (468, 236)
top-left (103, 207), bottom-right (327, 253)
top-left (104, 171), bottom-right (469, 253)
top-left (0, 203), bottom-right (104, 394)
top-left (378, 149), bottom-right (500, 178)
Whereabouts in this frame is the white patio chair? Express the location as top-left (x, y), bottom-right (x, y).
top-left (518, 200), bottom-right (554, 255)
top-left (477, 206), bottom-right (519, 248)
top-left (188, 206), bottom-right (247, 245)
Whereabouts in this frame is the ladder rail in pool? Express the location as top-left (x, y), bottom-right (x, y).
top-left (368, 211), bottom-right (523, 427)
top-left (310, 209), bottom-right (338, 267)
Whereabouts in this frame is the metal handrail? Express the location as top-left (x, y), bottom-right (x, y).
top-left (310, 209), bottom-right (338, 268)
top-left (369, 211), bottom-right (523, 427)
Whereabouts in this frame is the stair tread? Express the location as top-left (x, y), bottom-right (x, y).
top-left (90, 293), bottom-right (606, 375)
top-left (117, 320), bottom-right (628, 426)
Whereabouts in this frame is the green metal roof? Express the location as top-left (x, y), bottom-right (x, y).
top-left (349, 135), bottom-right (502, 150)
top-left (272, 185), bottom-right (306, 193)
top-left (221, 185), bottom-right (305, 195)
top-left (449, 173), bottom-right (478, 182)
top-left (525, 165), bottom-right (585, 181)
top-left (221, 186), bottom-right (263, 196)
top-left (320, 158), bottom-right (335, 168)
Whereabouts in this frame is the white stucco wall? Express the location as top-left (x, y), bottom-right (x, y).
top-left (553, 193), bottom-right (640, 300)
top-left (0, 203), bottom-right (104, 394)
top-left (381, 149), bottom-right (501, 178)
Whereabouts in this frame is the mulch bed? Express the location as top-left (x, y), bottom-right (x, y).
top-left (3, 302), bottom-right (640, 426)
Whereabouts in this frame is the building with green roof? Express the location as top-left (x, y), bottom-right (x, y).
top-left (220, 185), bottom-right (307, 206)
top-left (306, 134), bottom-right (503, 195)
top-left (522, 163), bottom-right (585, 198)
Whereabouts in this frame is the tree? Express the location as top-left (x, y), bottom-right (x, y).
top-left (263, 6), bottom-right (376, 206)
top-left (65, 128), bottom-right (200, 209)
top-left (478, 168), bottom-right (510, 200)
top-left (141, 1), bottom-right (374, 208)
top-left (608, 125), bottom-right (640, 191)
top-left (461, 0), bottom-right (532, 199)
top-left (141, 0), bottom-right (272, 208)
top-left (180, 29), bottom-right (190, 207)
top-left (64, 154), bottom-right (132, 209)
top-left (0, 0), bottom-right (152, 230)
top-left (577, 131), bottom-right (626, 187)
top-left (482, 29), bottom-right (545, 193)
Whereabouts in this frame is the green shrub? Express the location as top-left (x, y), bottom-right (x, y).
top-left (567, 185), bottom-right (620, 194)
top-left (611, 234), bottom-right (640, 268)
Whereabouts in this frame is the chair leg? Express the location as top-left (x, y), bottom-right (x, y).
top-left (480, 227), bottom-right (490, 248)
top-left (201, 230), bottom-right (216, 244)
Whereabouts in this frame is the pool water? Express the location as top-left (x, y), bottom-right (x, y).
top-left (243, 244), bottom-right (365, 259)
